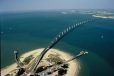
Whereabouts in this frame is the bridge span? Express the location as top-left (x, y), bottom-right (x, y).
top-left (25, 18), bottom-right (97, 75)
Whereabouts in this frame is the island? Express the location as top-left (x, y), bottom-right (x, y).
top-left (1, 48), bottom-right (83, 76)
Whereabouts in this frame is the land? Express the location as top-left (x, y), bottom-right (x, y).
top-left (93, 14), bottom-right (114, 19)
top-left (1, 48), bottom-right (80, 76)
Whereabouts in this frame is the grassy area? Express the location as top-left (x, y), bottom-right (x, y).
top-left (46, 54), bottom-right (63, 64)
top-left (23, 55), bottom-right (34, 65)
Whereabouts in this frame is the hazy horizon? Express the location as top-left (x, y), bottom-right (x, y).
top-left (0, 0), bottom-right (114, 13)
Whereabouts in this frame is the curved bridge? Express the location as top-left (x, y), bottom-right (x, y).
top-left (25, 18), bottom-right (98, 75)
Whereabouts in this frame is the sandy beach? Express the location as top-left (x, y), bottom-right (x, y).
top-left (1, 48), bottom-right (80, 76)
top-left (92, 15), bottom-right (114, 19)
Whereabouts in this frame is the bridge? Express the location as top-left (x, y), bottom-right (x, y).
top-left (26, 18), bottom-right (97, 75)
top-left (14, 17), bottom-right (98, 75)
top-left (14, 50), bottom-right (24, 68)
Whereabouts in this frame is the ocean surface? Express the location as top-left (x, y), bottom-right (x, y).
top-left (1, 10), bottom-right (114, 76)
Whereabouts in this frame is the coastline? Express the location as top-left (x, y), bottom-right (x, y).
top-left (92, 15), bottom-right (114, 19)
top-left (1, 48), bottom-right (80, 76)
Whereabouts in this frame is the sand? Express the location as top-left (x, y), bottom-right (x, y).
top-left (1, 48), bottom-right (80, 76)
top-left (92, 15), bottom-right (114, 19)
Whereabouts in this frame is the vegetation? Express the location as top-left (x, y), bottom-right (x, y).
top-left (23, 55), bottom-right (34, 65)
top-left (16, 68), bottom-right (25, 76)
top-left (61, 63), bottom-right (69, 68)
top-left (58, 68), bottom-right (67, 75)
top-left (46, 54), bottom-right (63, 64)
top-left (5, 74), bottom-right (10, 76)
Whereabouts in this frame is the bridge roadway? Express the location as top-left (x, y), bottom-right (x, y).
top-left (24, 18), bottom-right (97, 75)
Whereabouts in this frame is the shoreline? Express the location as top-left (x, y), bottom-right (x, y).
top-left (1, 48), bottom-right (80, 76)
top-left (92, 15), bottom-right (114, 19)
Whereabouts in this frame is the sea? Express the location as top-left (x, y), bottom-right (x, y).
top-left (1, 9), bottom-right (114, 76)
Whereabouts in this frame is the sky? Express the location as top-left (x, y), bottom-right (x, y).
top-left (0, 0), bottom-right (114, 12)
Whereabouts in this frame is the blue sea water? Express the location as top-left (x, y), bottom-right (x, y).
top-left (1, 10), bottom-right (114, 76)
